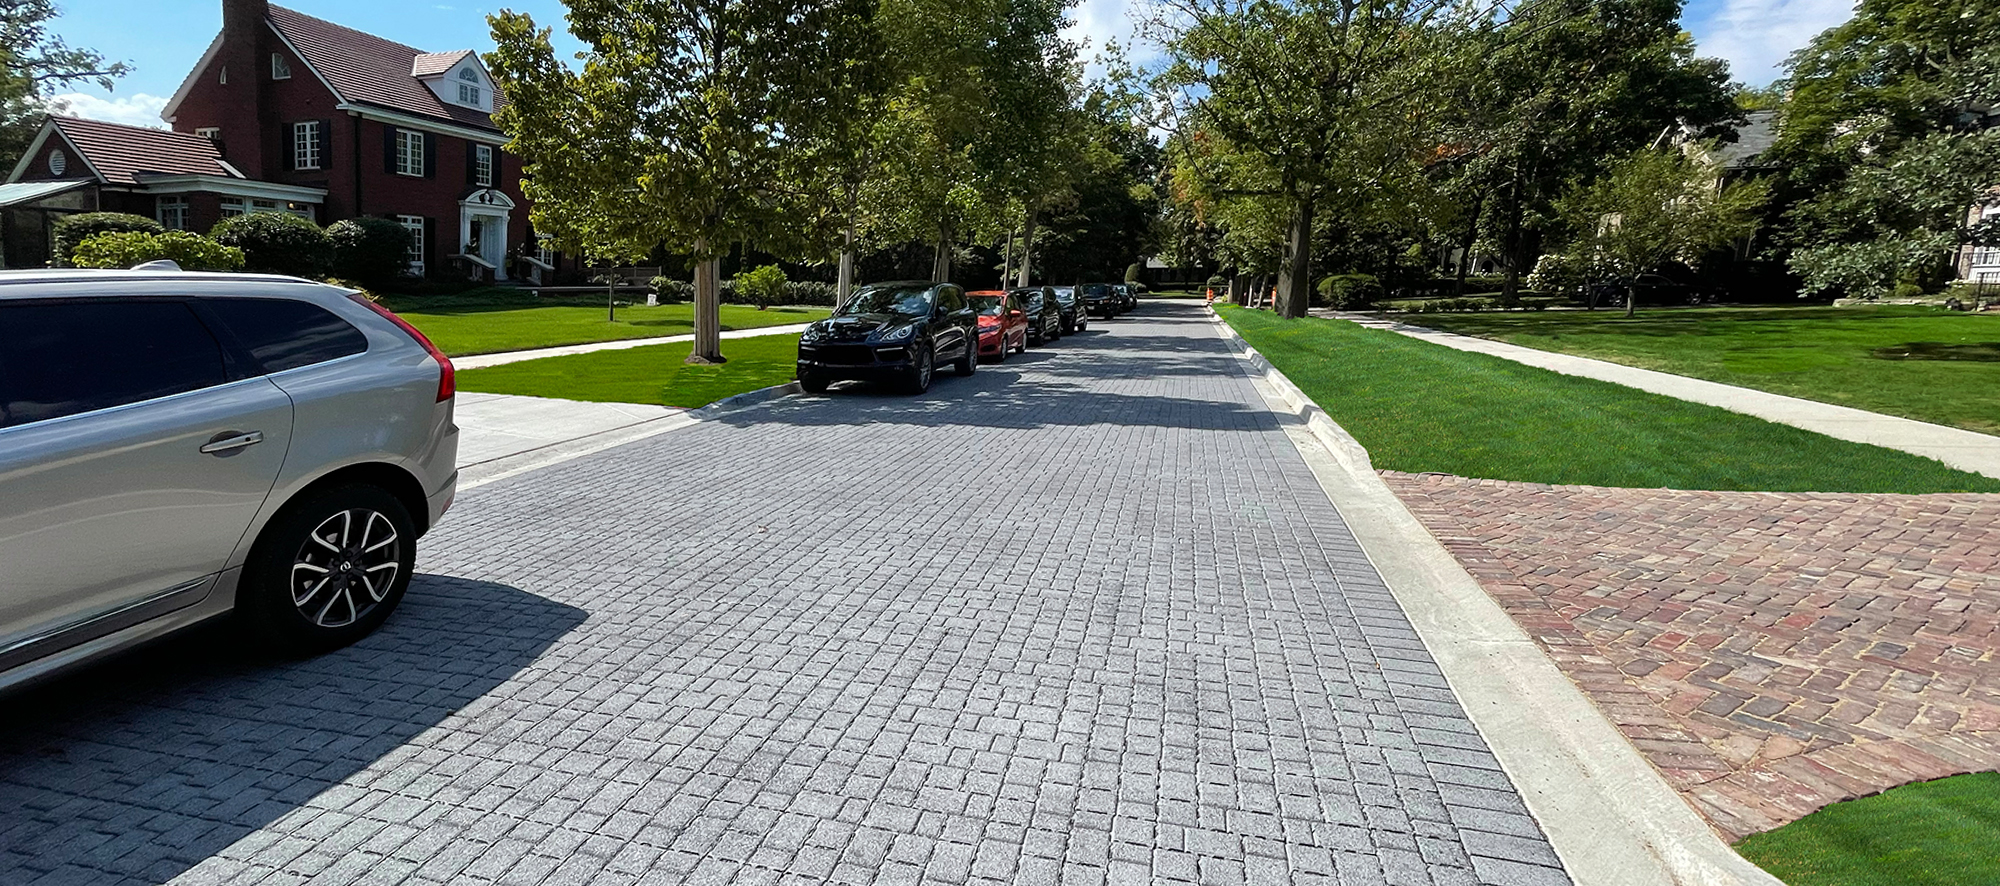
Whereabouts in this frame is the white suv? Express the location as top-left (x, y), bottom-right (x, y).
top-left (0, 269), bottom-right (458, 692)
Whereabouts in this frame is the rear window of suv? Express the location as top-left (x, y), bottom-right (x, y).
top-left (202, 298), bottom-right (368, 374)
top-left (0, 300), bottom-right (228, 428)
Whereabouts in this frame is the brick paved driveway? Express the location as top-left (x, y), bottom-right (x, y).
top-left (0, 302), bottom-right (1569, 886)
top-left (1387, 472), bottom-right (2000, 841)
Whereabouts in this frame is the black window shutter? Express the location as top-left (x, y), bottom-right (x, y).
top-left (466, 141), bottom-right (479, 187)
top-left (317, 119), bottom-right (332, 168)
top-left (383, 124), bottom-right (397, 174)
top-left (423, 132), bottom-right (436, 179)
top-left (283, 122), bottom-right (296, 171)
top-left (422, 216), bottom-right (437, 270)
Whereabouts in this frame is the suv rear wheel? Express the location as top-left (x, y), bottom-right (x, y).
top-left (240, 484), bottom-right (415, 654)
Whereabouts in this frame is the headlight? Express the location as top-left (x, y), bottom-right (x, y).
top-left (800, 325), bottom-right (824, 342)
top-left (878, 325), bottom-right (915, 342)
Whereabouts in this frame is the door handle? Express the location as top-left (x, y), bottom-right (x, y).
top-left (201, 430), bottom-right (264, 455)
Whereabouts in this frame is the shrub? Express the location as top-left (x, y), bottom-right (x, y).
top-left (327, 218), bottom-right (413, 286)
top-left (649, 277), bottom-right (691, 302)
top-left (1316, 273), bottom-right (1383, 310)
top-left (211, 213), bottom-right (333, 278)
top-left (784, 280), bottom-right (837, 306)
top-left (53, 212), bottom-right (164, 265)
top-left (1125, 262), bottom-right (1144, 284)
top-left (72, 230), bottom-right (245, 271)
top-left (1205, 275), bottom-right (1228, 289)
top-left (732, 264), bottom-right (788, 309)
top-left (1891, 280), bottom-right (1926, 300)
top-left (1525, 253), bottom-right (1585, 300)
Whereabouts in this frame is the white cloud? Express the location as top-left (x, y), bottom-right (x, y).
top-left (1065, 0), bottom-right (1164, 74)
top-left (47, 92), bottom-right (170, 129)
top-left (1689, 0), bottom-right (1855, 86)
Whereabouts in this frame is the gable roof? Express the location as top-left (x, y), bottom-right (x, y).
top-left (267, 5), bottom-right (503, 131)
top-left (412, 50), bottom-right (472, 78)
top-left (1714, 111), bottom-right (1780, 169)
top-left (27, 117), bottom-right (239, 185)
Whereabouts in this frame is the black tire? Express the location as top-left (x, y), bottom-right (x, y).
top-left (799, 372), bottom-right (830, 394)
top-left (905, 344), bottom-right (935, 394)
top-left (239, 484), bottom-right (416, 655)
top-left (1014, 333), bottom-right (1026, 354)
top-left (955, 339), bottom-right (976, 376)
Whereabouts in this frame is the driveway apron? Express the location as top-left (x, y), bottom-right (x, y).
top-left (0, 301), bottom-right (1570, 886)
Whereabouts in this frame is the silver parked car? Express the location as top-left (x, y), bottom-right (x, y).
top-left (0, 268), bottom-right (459, 692)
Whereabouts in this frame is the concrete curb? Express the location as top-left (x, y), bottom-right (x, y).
top-left (452, 323), bottom-right (816, 370)
top-left (1207, 309), bottom-right (1784, 886)
top-left (459, 381), bottom-right (801, 491)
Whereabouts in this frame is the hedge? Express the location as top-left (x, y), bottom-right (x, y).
top-left (211, 213), bottom-right (333, 278)
top-left (72, 230), bottom-right (245, 272)
top-left (53, 212), bottom-right (164, 265)
top-left (328, 217), bottom-right (413, 286)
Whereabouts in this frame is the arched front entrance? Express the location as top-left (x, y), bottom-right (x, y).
top-left (459, 188), bottom-right (515, 280)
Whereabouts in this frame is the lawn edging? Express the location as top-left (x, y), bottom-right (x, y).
top-left (1209, 308), bottom-right (1785, 886)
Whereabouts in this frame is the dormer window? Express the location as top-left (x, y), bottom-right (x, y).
top-left (271, 53), bottom-right (291, 80)
top-left (459, 82), bottom-right (481, 105)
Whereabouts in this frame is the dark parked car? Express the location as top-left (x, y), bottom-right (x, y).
top-left (1588, 273), bottom-right (1716, 308)
top-left (1010, 287), bottom-right (1062, 345)
top-left (1050, 286), bottom-right (1089, 334)
top-left (797, 281), bottom-right (977, 394)
top-left (1079, 283), bottom-right (1118, 318)
top-left (1112, 284), bottom-right (1137, 313)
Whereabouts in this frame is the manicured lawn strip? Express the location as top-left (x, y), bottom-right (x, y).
top-left (1734, 772), bottom-right (2000, 886)
top-left (377, 290), bottom-right (828, 356)
top-left (1404, 305), bottom-right (2000, 435)
top-left (1218, 306), bottom-right (2000, 493)
top-left (456, 332), bottom-right (802, 408)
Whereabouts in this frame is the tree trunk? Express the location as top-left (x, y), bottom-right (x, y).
top-left (1228, 274), bottom-right (1246, 306)
top-left (1274, 198), bottom-right (1315, 319)
top-left (836, 224), bottom-right (856, 311)
top-left (931, 222), bottom-right (953, 282)
top-left (1625, 282), bottom-right (1637, 319)
top-left (687, 249), bottom-right (725, 364)
top-left (1016, 208), bottom-right (1039, 287)
top-left (1502, 180), bottom-right (1526, 301)
top-left (1455, 191), bottom-right (1485, 298)
top-left (1001, 229), bottom-right (1014, 290)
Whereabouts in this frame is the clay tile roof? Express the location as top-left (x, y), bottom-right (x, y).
top-left (268, 5), bottom-right (503, 132)
top-left (412, 50), bottom-right (471, 78)
top-left (50, 116), bottom-right (236, 184)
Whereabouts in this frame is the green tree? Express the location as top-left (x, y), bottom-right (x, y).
top-left (1767, 0), bottom-right (2000, 297)
top-left (1554, 146), bottom-right (1768, 316)
top-left (0, 0), bottom-right (129, 169)
top-left (488, 0), bottom-right (879, 363)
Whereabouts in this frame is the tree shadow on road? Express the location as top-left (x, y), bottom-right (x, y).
top-left (0, 577), bottom-right (586, 885)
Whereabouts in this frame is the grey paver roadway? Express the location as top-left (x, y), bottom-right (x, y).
top-left (0, 301), bottom-right (1571, 886)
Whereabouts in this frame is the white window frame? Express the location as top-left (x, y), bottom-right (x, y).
top-left (156, 196), bottom-right (189, 231)
top-left (292, 120), bottom-right (321, 170)
top-left (474, 144), bottom-right (494, 187)
top-left (219, 197), bottom-right (247, 218)
top-left (271, 53), bottom-right (291, 80)
top-left (396, 129), bottom-right (425, 177)
top-left (458, 82), bottom-right (482, 106)
top-left (400, 214), bottom-right (426, 276)
top-left (1975, 207), bottom-right (2000, 267)
top-left (195, 126), bottom-right (220, 141)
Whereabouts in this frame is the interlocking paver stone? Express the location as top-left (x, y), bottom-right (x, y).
top-left (0, 301), bottom-right (1566, 885)
top-left (1385, 471), bottom-right (2000, 839)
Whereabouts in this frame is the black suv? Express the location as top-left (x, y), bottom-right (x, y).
top-left (1079, 283), bottom-right (1118, 319)
top-left (1050, 286), bottom-right (1088, 334)
top-left (1010, 287), bottom-right (1063, 345)
top-left (797, 281), bottom-right (978, 394)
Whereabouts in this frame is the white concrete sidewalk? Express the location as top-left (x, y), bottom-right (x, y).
top-left (453, 392), bottom-right (683, 467)
top-left (453, 322), bottom-right (813, 370)
top-left (1329, 311), bottom-right (2000, 480)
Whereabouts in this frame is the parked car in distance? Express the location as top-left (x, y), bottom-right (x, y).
top-left (1010, 287), bottom-right (1062, 345)
top-left (1079, 283), bottom-right (1119, 318)
top-left (797, 281), bottom-right (977, 394)
top-left (0, 268), bottom-right (460, 694)
top-left (970, 290), bottom-right (1029, 362)
top-left (1588, 272), bottom-right (1716, 308)
top-left (1112, 284), bottom-right (1138, 313)
top-left (1050, 286), bottom-right (1089, 334)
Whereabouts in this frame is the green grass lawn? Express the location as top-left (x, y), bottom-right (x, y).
top-left (456, 332), bottom-right (802, 408)
top-left (1735, 773), bottom-right (2000, 886)
top-left (376, 289), bottom-right (828, 357)
top-left (1401, 305), bottom-right (2000, 435)
top-left (1219, 306), bottom-right (2000, 493)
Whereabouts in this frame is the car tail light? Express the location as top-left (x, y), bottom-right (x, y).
top-left (352, 294), bottom-right (455, 401)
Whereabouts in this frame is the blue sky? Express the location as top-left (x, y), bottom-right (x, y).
top-left (51, 0), bottom-right (1855, 128)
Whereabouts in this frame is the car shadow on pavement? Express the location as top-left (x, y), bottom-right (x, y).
top-left (0, 576), bottom-right (585, 885)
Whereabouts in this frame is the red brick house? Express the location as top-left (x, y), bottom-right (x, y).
top-left (2, 0), bottom-right (564, 282)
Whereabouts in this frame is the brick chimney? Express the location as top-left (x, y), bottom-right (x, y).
top-left (217, 0), bottom-right (269, 177)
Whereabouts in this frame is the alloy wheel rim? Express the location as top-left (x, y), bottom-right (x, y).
top-left (290, 508), bottom-right (400, 628)
top-left (919, 350), bottom-right (933, 387)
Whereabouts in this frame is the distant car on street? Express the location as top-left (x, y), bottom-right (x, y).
top-left (970, 290), bottom-right (1029, 361)
top-left (1079, 283), bottom-right (1119, 318)
top-left (797, 281), bottom-right (978, 394)
top-left (0, 268), bottom-right (460, 693)
top-left (1009, 287), bottom-right (1063, 345)
top-left (1049, 286), bottom-right (1089, 334)
top-left (1112, 284), bottom-right (1138, 313)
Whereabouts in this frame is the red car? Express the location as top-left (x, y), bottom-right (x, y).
top-left (970, 290), bottom-right (1028, 361)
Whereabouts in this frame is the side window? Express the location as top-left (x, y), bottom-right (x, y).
top-left (0, 301), bottom-right (227, 429)
top-left (201, 298), bottom-right (368, 374)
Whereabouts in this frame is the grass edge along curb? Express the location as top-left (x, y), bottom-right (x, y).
top-left (456, 333), bottom-right (806, 409)
top-left (1215, 306), bottom-right (2000, 494)
top-left (1733, 772), bottom-right (2000, 886)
